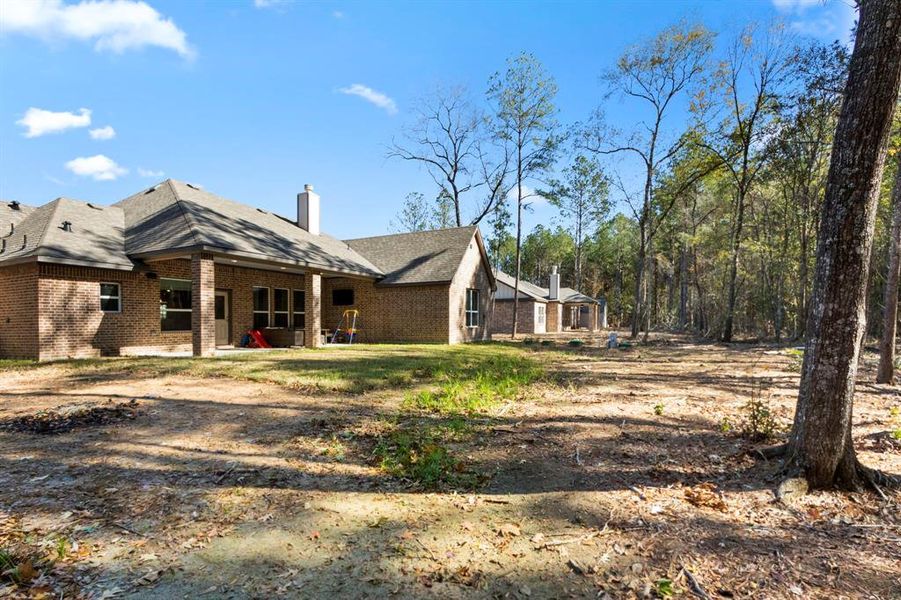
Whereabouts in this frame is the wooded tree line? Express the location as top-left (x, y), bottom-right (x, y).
top-left (389, 1), bottom-right (901, 494)
top-left (388, 14), bottom-right (901, 348)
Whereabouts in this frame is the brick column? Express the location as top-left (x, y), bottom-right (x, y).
top-left (304, 270), bottom-right (322, 348)
top-left (191, 252), bottom-right (216, 357)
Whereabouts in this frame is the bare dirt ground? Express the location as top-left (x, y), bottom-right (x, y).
top-left (1, 334), bottom-right (899, 599)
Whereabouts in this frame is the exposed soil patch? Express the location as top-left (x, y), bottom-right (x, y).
top-left (0, 335), bottom-right (899, 599)
top-left (0, 399), bottom-right (141, 435)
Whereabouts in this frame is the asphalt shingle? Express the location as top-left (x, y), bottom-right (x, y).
top-left (344, 226), bottom-right (480, 286)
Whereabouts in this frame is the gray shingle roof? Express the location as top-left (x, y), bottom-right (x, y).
top-left (493, 269), bottom-right (549, 302)
top-left (0, 182), bottom-right (493, 288)
top-left (559, 287), bottom-right (598, 304)
top-left (115, 180), bottom-right (383, 277)
top-left (0, 198), bottom-right (132, 269)
top-left (494, 269), bottom-right (599, 304)
top-left (345, 226), bottom-right (483, 286)
top-left (0, 201), bottom-right (35, 238)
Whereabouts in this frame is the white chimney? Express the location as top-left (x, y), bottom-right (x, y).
top-left (297, 184), bottom-right (320, 235)
top-left (549, 265), bottom-right (560, 301)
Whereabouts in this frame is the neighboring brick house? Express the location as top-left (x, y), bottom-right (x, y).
top-left (0, 180), bottom-right (495, 360)
top-left (491, 266), bottom-right (602, 335)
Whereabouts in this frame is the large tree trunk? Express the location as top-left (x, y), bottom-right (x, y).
top-left (722, 188), bottom-right (746, 342)
top-left (785, 0), bottom-right (901, 491)
top-left (678, 242), bottom-right (689, 329)
top-left (878, 157), bottom-right (901, 383)
top-left (630, 226), bottom-right (646, 339)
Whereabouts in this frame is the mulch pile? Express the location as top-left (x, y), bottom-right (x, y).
top-left (0, 399), bottom-right (141, 434)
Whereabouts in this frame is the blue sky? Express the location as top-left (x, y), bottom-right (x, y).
top-left (0, 0), bottom-right (855, 239)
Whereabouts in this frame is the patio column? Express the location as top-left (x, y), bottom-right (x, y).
top-left (304, 270), bottom-right (322, 348)
top-left (191, 252), bottom-right (216, 357)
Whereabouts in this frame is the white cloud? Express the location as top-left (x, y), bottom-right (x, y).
top-left (508, 184), bottom-right (546, 205)
top-left (0, 0), bottom-right (194, 58)
top-left (137, 167), bottom-right (164, 178)
top-left (772, 0), bottom-right (857, 44)
top-left (65, 154), bottom-right (127, 181)
top-left (17, 107), bottom-right (91, 138)
top-left (89, 125), bottom-right (116, 140)
top-left (332, 10), bottom-right (344, 18)
top-left (338, 83), bottom-right (398, 115)
top-left (771, 0), bottom-right (821, 12)
top-left (253, 0), bottom-right (292, 8)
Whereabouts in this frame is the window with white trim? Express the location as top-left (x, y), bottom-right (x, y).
top-left (160, 278), bottom-right (191, 331)
top-left (293, 289), bottom-right (305, 328)
top-left (537, 304), bottom-right (546, 326)
top-left (273, 288), bottom-right (289, 328)
top-left (465, 288), bottom-right (480, 327)
top-left (252, 287), bottom-right (269, 329)
top-left (100, 282), bottom-right (121, 313)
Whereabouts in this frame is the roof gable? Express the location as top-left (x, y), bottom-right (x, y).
top-left (0, 198), bottom-right (131, 269)
top-left (345, 226), bottom-right (481, 286)
top-left (115, 180), bottom-right (382, 277)
top-left (494, 269), bottom-right (549, 302)
top-left (493, 269), bottom-right (599, 304)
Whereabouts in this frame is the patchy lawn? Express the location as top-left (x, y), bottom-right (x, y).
top-left (1, 336), bottom-right (899, 599)
top-left (0, 343), bottom-right (539, 394)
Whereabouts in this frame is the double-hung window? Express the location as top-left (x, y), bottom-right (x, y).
top-left (252, 287), bottom-right (269, 329)
top-left (273, 288), bottom-right (289, 328)
top-left (160, 278), bottom-right (191, 331)
top-left (537, 304), bottom-right (546, 326)
top-left (465, 288), bottom-right (480, 328)
top-left (293, 290), bottom-right (306, 329)
top-left (100, 282), bottom-right (121, 313)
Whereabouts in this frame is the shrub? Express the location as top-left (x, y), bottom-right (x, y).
top-left (653, 402), bottom-right (664, 416)
top-left (373, 422), bottom-right (478, 490)
top-left (740, 397), bottom-right (780, 441)
top-left (540, 340), bottom-right (553, 347)
top-left (568, 339), bottom-right (584, 347)
top-left (523, 338), bottom-right (537, 345)
top-left (719, 417), bottom-right (733, 433)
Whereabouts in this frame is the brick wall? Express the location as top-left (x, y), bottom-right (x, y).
top-left (322, 277), bottom-right (451, 343)
top-left (0, 263), bottom-right (39, 359)
top-left (209, 263), bottom-right (307, 345)
top-left (490, 299), bottom-right (539, 335)
top-left (4, 236), bottom-right (496, 359)
top-left (448, 237), bottom-right (493, 343)
top-left (21, 259), bottom-right (312, 360)
top-left (321, 235), bottom-right (494, 345)
top-left (192, 253), bottom-right (216, 357)
top-left (546, 301), bottom-right (562, 333)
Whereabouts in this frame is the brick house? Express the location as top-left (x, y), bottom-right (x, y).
top-left (491, 267), bottom-right (603, 335)
top-left (0, 180), bottom-right (495, 360)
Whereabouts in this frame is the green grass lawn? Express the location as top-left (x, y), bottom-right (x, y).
top-left (0, 342), bottom-right (548, 396)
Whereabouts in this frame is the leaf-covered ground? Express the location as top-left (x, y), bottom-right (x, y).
top-left (0, 335), bottom-right (899, 599)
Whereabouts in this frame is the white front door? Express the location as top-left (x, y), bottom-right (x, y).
top-left (215, 290), bottom-right (230, 346)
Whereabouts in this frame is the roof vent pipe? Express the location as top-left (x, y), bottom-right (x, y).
top-left (61, 221), bottom-right (72, 232)
top-left (1, 239), bottom-right (5, 253)
top-left (549, 265), bottom-right (560, 301)
top-left (9, 201), bottom-right (20, 210)
top-left (297, 184), bottom-right (320, 235)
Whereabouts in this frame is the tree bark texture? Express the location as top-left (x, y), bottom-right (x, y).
top-left (877, 155), bottom-right (901, 383)
top-left (786, 0), bottom-right (901, 490)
